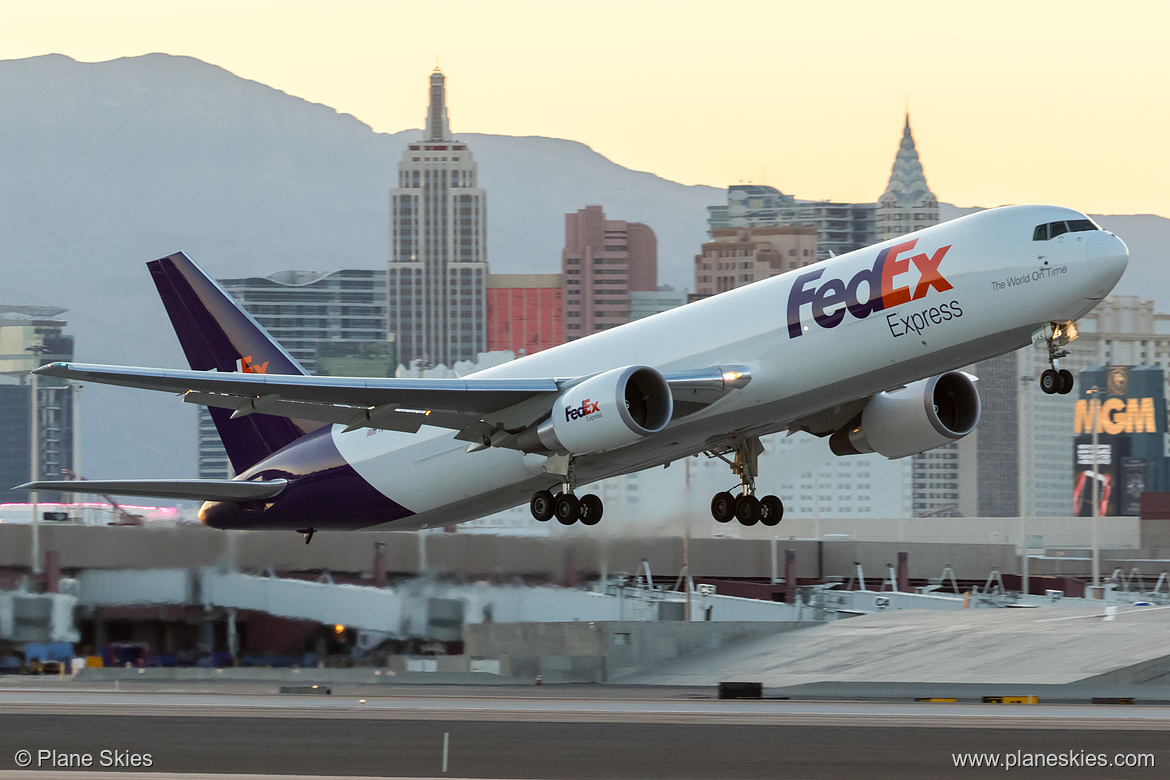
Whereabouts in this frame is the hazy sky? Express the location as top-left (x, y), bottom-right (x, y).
top-left (4, 1), bottom-right (1168, 216)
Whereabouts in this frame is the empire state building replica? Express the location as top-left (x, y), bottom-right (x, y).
top-left (388, 69), bottom-right (489, 368)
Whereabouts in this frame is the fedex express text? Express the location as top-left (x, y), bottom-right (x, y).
top-left (787, 238), bottom-right (964, 339)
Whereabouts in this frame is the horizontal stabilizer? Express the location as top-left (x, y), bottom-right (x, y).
top-left (14, 478), bottom-right (289, 502)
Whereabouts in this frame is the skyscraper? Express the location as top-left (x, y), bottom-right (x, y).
top-left (876, 114), bottom-right (940, 242)
top-left (387, 69), bottom-right (488, 367)
top-left (872, 115), bottom-right (953, 517)
top-left (0, 306), bottom-right (76, 500)
top-left (562, 205), bottom-right (656, 341)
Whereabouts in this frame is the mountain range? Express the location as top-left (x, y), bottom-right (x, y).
top-left (1, 53), bottom-right (1166, 481)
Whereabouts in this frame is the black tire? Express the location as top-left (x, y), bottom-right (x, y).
top-left (579, 494), bottom-right (603, 526)
top-left (1040, 368), bottom-right (1059, 394)
top-left (530, 490), bottom-right (555, 522)
top-left (1057, 369), bottom-right (1075, 395)
top-left (711, 491), bottom-right (735, 523)
top-left (760, 495), bottom-right (784, 526)
top-left (554, 493), bottom-right (580, 525)
top-left (735, 494), bottom-right (761, 526)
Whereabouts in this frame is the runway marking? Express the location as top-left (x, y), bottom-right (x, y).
top-left (1, 697), bottom-right (1169, 730)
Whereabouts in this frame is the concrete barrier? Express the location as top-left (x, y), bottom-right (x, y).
top-left (465, 620), bottom-right (818, 682)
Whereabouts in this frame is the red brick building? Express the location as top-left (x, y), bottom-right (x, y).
top-left (486, 274), bottom-right (563, 356)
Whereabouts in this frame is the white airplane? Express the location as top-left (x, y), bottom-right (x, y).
top-left (20, 205), bottom-right (1128, 542)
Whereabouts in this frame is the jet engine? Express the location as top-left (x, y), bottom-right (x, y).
top-left (829, 371), bottom-right (981, 460)
top-left (518, 365), bottom-right (673, 455)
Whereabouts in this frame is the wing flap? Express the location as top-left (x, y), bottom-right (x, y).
top-left (15, 479), bottom-right (289, 502)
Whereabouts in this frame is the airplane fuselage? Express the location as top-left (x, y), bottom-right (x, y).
top-left (200, 205), bottom-right (1128, 531)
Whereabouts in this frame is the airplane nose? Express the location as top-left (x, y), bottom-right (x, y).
top-left (1087, 231), bottom-right (1129, 292)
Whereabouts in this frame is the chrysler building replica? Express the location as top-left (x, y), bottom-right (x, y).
top-left (388, 69), bottom-right (489, 367)
top-left (876, 114), bottom-right (939, 241)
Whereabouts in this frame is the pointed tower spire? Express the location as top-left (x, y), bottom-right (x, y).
top-left (876, 113), bottom-right (939, 241)
top-left (424, 69), bottom-right (452, 142)
top-left (882, 113), bottom-right (932, 206)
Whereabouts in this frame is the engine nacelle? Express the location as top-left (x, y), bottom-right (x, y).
top-left (830, 371), bottom-right (981, 460)
top-left (521, 365), bottom-right (673, 455)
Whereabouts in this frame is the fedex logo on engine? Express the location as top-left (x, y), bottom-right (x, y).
top-left (787, 239), bottom-right (954, 338)
top-left (565, 399), bottom-right (601, 421)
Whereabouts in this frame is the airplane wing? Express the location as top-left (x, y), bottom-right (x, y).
top-left (16, 478), bottom-right (288, 502)
top-left (34, 361), bottom-right (749, 442)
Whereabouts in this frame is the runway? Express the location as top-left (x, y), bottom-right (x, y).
top-left (0, 685), bottom-right (1164, 778)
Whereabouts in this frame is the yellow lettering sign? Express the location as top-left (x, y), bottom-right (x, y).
top-left (1128, 398), bottom-right (1156, 433)
top-left (1074, 399), bottom-right (1093, 435)
top-left (1073, 397), bottom-right (1159, 435)
top-left (1101, 398), bottom-right (1126, 435)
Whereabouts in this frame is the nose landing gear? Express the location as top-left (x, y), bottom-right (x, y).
top-left (707, 438), bottom-right (784, 527)
top-left (1037, 322), bottom-right (1077, 395)
top-left (1040, 368), bottom-right (1074, 395)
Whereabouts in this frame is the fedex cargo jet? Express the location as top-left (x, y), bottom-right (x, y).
top-left (20, 205), bottom-right (1128, 542)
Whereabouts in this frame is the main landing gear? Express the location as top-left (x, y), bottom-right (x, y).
top-left (530, 490), bottom-right (603, 526)
top-left (707, 438), bottom-right (783, 527)
top-left (529, 463), bottom-right (603, 526)
top-left (1038, 322), bottom-right (1075, 395)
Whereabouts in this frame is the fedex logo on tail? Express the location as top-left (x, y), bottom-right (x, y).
top-left (236, 355), bottom-right (269, 374)
top-left (565, 399), bottom-right (601, 421)
top-left (787, 239), bottom-right (953, 338)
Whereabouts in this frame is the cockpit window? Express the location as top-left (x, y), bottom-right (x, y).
top-left (1033, 218), bottom-right (1100, 241)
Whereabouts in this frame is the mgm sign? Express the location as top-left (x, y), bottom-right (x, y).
top-left (1073, 366), bottom-right (1167, 516)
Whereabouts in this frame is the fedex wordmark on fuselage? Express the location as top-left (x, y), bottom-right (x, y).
top-left (787, 238), bottom-right (960, 340)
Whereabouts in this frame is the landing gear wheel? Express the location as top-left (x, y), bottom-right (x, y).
top-left (760, 495), bottom-right (784, 527)
top-left (530, 490), bottom-right (555, 522)
top-left (735, 494), bottom-right (761, 526)
top-left (1057, 369), bottom-right (1074, 395)
top-left (578, 494), bottom-right (603, 526)
top-left (1040, 368), bottom-right (1060, 395)
top-left (711, 491), bottom-right (735, 523)
top-left (554, 493), bottom-right (580, 525)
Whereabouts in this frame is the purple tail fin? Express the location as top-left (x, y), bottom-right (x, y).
top-left (148, 252), bottom-right (324, 474)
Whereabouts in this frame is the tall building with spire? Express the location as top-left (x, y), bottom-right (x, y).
top-left (876, 114), bottom-right (939, 242)
top-left (873, 115), bottom-right (956, 517)
top-left (387, 69), bottom-right (488, 367)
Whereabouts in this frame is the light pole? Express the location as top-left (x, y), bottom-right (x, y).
top-left (1086, 385), bottom-right (1103, 596)
top-left (1018, 372), bottom-right (1034, 599)
top-left (69, 382), bottom-right (81, 512)
top-left (26, 343), bottom-right (47, 575)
